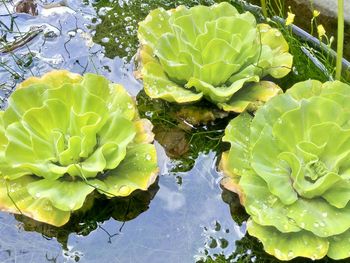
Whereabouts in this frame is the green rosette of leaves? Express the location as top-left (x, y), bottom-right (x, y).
top-left (220, 80), bottom-right (350, 261)
top-left (0, 70), bottom-right (158, 227)
top-left (137, 2), bottom-right (292, 112)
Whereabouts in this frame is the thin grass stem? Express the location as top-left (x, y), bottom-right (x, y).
top-left (336, 0), bottom-right (344, 80)
top-left (260, 0), bottom-right (267, 17)
top-left (1, 0), bottom-right (35, 75)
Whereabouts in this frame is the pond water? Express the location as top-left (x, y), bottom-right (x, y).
top-left (0, 1), bottom-right (241, 262)
top-left (0, 0), bottom-right (347, 262)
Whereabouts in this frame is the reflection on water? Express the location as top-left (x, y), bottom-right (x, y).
top-left (157, 184), bottom-right (186, 212)
top-left (0, 151), bottom-right (242, 262)
top-left (14, 181), bottom-right (159, 248)
top-left (136, 91), bottom-right (229, 172)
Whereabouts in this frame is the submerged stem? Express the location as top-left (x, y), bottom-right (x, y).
top-left (336, 0), bottom-right (344, 80)
top-left (5, 179), bottom-right (23, 215)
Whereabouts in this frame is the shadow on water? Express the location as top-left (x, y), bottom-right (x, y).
top-left (0, 0), bottom-right (348, 262)
top-left (14, 180), bottom-right (160, 249)
top-left (136, 90), bottom-right (230, 173)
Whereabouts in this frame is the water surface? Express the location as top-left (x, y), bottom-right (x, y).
top-left (0, 1), bottom-right (345, 262)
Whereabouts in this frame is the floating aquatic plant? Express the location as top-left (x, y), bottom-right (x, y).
top-left (137, 2), bottom-right (292, 112)
top-left (0, 70), bottom-right (158, 227)
top-left (220, 80), bottom-right (350, 260)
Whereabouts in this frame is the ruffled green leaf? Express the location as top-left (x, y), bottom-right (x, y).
top-left (247, 219), bottom-right (328, 261)
top-left (142, 61), bottom-right (203, 103)
top-left (210, 1), bottom-right (240, 19)
top-left (97, 143), bottom-right (158, 197)
top-left (218, 81), bottom-right (282, 112)
top-left (257, 24), bottom-right (293, 78)
top-left (252, 126), bottom-right (298, 205)
top-left (221, 112), bottom-right (252, 176)
top-left (250, 93), bottom-right (299, 146)
top-left (187, 76), bottom-right (258, 104)
top-left (220, 113), bottom-right (252, 194)
top-left (322, 181), bottom-right (350, 209)
top-left (286, 79), bottom-right (323, 100)
top-left (286, 198), bottom-right (350, 237)
top-left (138, 8), bottom-right (172, 48)
top-left (0, 112), bottom-right (7, 156)
top-left (108, 84), bottom-right (137, 120)
top-left (3, 84), bottom-right (47, 126)
top-left (273, 97), bottom-right (347, 152)
top-left (17, 70), bottom-right (82, 89)
top-left (0, 176), bottom-right (71, 226)
top-left (26, 179), bottom-right (95, 211)
top-left (240, 172), bottom-right (301, 233)
top-left (328, 230), bottom-right (350, 260)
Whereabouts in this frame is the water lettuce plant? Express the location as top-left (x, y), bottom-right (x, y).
top-left (220, 80), bottom-right (350, 260)
top-left (137, 2), bottom-right (292, 112)
top-left (0, 70), bottom-right (158, 227)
